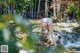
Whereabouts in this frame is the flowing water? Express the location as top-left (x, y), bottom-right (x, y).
top-left (54, 27), bottom-right (80, 49)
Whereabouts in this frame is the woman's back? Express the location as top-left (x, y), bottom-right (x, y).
top-left (41, 17), bottom-right (53, 26)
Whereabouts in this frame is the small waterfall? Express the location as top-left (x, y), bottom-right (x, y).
top-left (54, 28), bottom-right (80, 49)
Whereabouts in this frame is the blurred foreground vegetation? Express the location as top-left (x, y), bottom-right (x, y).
top-left (0, 14), bottom-right (35, 53)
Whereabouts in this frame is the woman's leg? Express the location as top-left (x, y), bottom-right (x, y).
top-left (48, 23), bottom-right (56, 46)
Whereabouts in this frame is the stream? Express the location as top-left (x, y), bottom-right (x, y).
top-left (54, 27), bottom-right (80, 49)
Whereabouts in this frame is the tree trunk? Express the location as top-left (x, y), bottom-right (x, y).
top-left (31, 8), bottom-right (33, 18)
top-left (53, 0), bottom-right (57, 18)
top-left (45, 0), bottom-right (48, 16)
top-left (37, 0), bottom-right (41, 17)
top-left (34, 0), bottom-right (36, 18)
top-left (30, 3), bottom-right (32, 18)
top-left (8, 4), bottom-right (14, 15)
top-left (28, 0), bottom-right (33, 18)
top-left (31, 0), bottom-right (33, 18)
top-left (56, 0), bottom-right (61, 18)
top-left (1, 4), bottom-right (5, 15)
top-left (4, 0), bottom-right (7, 14)
top-left (0, 5), bottom-right (2, 16)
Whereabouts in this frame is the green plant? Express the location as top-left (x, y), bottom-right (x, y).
top-left (76, 5), bottom-right (80, 25)
top-left (52, 18), bottom-right (58, 23)
top-left (0, 14), bottom-right (35, 53)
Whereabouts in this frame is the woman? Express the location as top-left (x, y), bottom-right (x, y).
top-left (40, 16), bottom-right (56, 46)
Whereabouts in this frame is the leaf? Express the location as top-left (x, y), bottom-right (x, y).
top-left (0, 22), bottom-right (5, 30)
top-left (16, 24), bottom-right (28, 33)
top-left (1, 14), bottom-right (15, 22)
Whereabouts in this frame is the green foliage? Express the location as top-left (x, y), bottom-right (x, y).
top-left (67, 3), bottom-right (75, 13)
top-left (0, 22), bottom-right (5, 30)
top-left (0, 1), bottom-right (2, 5)
top-left (43, 46), bottom-right (56, 53)
top-left (67, 2), bottom-right (80, 25)
top-left (0, 0), bottom-right (34, 14)
top-left (52, 18), bottom-right (58, 23)
top-left (24, 36), bottom-right (34, 50)
top-left (16, 24), bottom-right (28, 33)
top-left (15, 0), bottom-right (34, 13)
top-left (76, 6), bottom-right (80, 24)
top-left (0, 15), bottom-right (17, 53)
top-left (7, 0), bottom-right (15, 4)
top-left (0, 14), bottom-right (35, 52)
top-left (18, 35), bottom-right (35, 50)
top-left (0, 14), bottom-right (15, 22)
top-left (51, 16), bottom-right (58, 23)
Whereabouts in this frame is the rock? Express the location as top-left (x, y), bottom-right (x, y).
top-left (56, 22), bottom-right (79, 27)
top-left (32, 27), bottom-right (41, 33)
